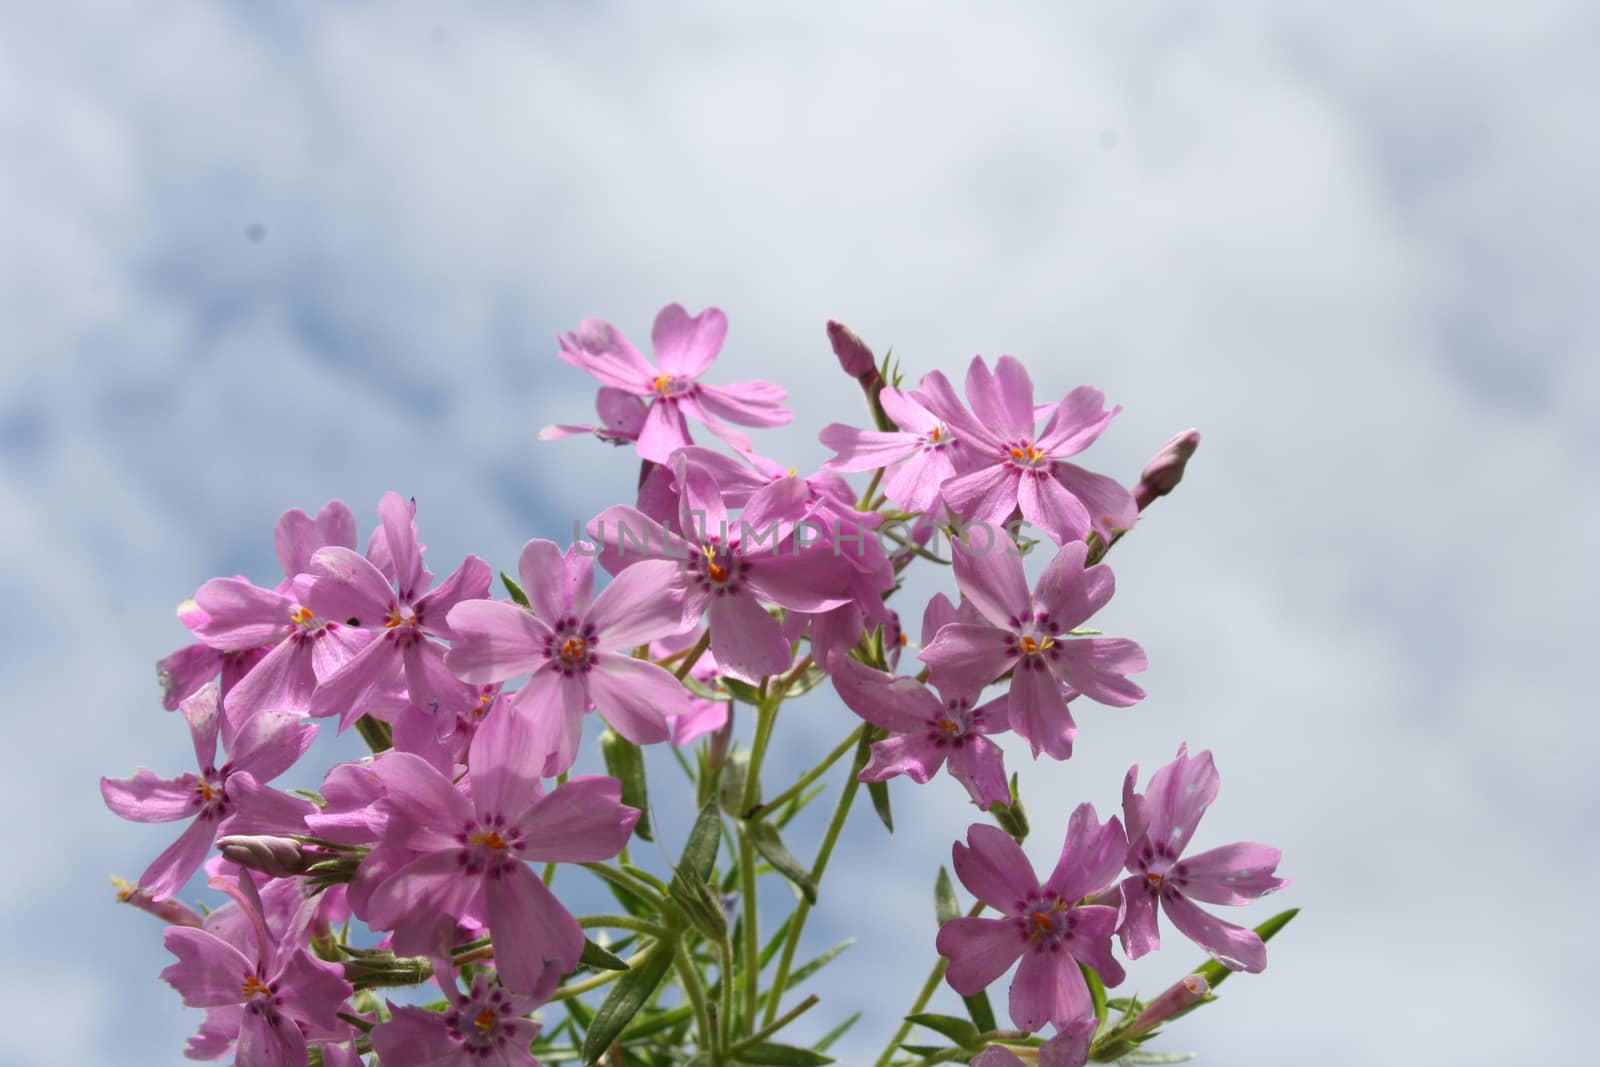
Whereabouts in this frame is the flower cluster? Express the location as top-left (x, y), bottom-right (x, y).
top-left (105, 303), bottom-right (1289, 1067)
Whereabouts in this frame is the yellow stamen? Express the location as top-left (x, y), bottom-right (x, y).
top-left (469, 830), bottom-right (507, 851)
top-left (474, 1008), bottom-right (497, 1033)
top-left (195, 780), bottom-right (220, 803)
top-left (930, 425), bottom-right (945, 442)
top-left (653, 374), bottom-right (673, 394)
top-left (384, 609), bottom-right (416, 629)
top-left (702, 544), bottom-right (729, 582)
top-left (289, 606), bottom-right (314, 626)
top-left (241, 975), bottom-right (270, 1000)
top-left (560, 637), bottom-right (588, 662)
top-left (1018, 635), bottom-right (1055, 655)
top-left (1008, 443), bottom-right (1046, 463)
top-left (1030, 911), bottom-right (1053, 932)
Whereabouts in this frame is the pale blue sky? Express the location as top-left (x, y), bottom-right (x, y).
top-left (2, 3), bottom-right (1594, 1065)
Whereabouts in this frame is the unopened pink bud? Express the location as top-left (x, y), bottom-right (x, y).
top-left (217, 834), bottom-right (311, 878)
top-left (1134, 428), bottom-right (1201, 511)
top-left (827, 320), bottom-right (880, 383)
top-left (1133, 973), bottom-right (1210, 1032)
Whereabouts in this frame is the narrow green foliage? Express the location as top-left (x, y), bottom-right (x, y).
top-left (745, 820), bottom-right (818, 904)
top-left (905, 1013), bottom-right (981, 1051)
top-left (579, 941), bottom-right (676, 1064)
top-left (867, 778), bottom-right (894, 833)
top-left (1080, 961), bottom-right (1107, 1024)
top-left (500, 570), bottom-right (531, 607)
top-left (933, 867), bottom-right (959, 926)
top-left (734, 1042), bottom-right (835, 1065)
top-left (783, 938), bottom-right (853, 990)
top-left (600, 729), bottom-right (654, 841)
top-left (579, 939), bottom-right (630, 972)
top-left (814, 1011), bottom-right (861, 1053)
top-left (960, 991), bottom-right (996, 1034)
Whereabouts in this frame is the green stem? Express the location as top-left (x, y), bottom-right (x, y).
top-left (737, 698), bottom-right (781, 1031)
top-left (674, 630), bottom-right (713, 681)
top-left (857, 467), bottom-right (886, 510)
top-left (747, 725), bottom-right (865, 819)
top-left (579, 862), bottom-right (662, 904)
top-left (729, 993), bottom-right (820, 1055)
top-left (718, 929), bottom-right (737, 1051)
top-left (675, 940), bottom-right (720, 1061)
top-left (577, 914), bottom-right (669, 938)
top-left (547, 947), bottom-right (653, 1001)
top-left (871, 901), bottom-right (985, 1067)
top-left (764, 728), bottom-right (872, 1025)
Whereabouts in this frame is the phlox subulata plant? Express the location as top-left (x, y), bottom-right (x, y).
top-left (104, 304), bottom-right (1295, 1067)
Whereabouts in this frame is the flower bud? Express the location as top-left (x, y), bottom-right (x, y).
top-left (827, 320), bottom-right (879, 383)
top-left (217, 834), bottom-right (312, 878)
top-left (1132, 972), bottom-right (1211, 1032)
top-left (1133, 428), bottom-right (1201, 511)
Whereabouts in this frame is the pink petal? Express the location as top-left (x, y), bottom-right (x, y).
top-left (444, 600), bottom-right (553, 684)
top-left (226, 709), bottom-right (315, 784)
top-left (225, 637), bottom-right (319, 720)
top-left (884, 449), bottom-right (957, 514)
top-left (377, 492), bottom-right (426, 602)
top-left (519, 539), bottom-right (594, 624)
top-left (558, 317), bottom-right (657, 392)
top-left (964, 356), bottom-right (1036, 442)
top-left (416, 555), bottom-right (492, 639)
top-left (695, 380), bottom-right (792, 428)
top-left (1052, 463), bottom-right (1138, 542)
top-left (377, 752), bottom-right (473, 832)
top-left (669, 699), bottom-right (728, 746)
top-left (651, 303), bottom-right (727, 378)
top-left (919, 623), bottom-right (1018, 701)
top-left (1018, 469), bottom-right (1092, 546)
top-left (311, 636), bottom-right (404, 730)
top-left (236, 999), bottom-right (307, 1067)
top-left (1007, 661), bottom-right (1076, 760)
top-left (192, 579), bottom-right (291, 650)
top-left (140, 816), bottom-right (219, 900)
top-left (744, 545), bottom-right (855, 614)
top-left (1035, 386), bottom-right (1117, 458)
top-left (181, 683), bottom-right (223, 770)
top-left (818, 424), bottom-right (917, 472)
top-left (915, 368), bottom-right (1000, 451)
top-left (157, 642), bottom-right (224, 711)
top-left (587, 559), bottom-right (686, 647)
top-left (1121, 765), bottom-right (1150, 845)
top-left (1118, 876), bottom-right (1162, 959)
top-left (1143, 745), bottom-right (1219, 857)
top-left (941, 466), bottom-right (1022, 528)
top-left (951, 531), bottom-right (1030, 628)
top-left (275, 949), bottom-right (353, 1031)
top-left (953, 824), bottom-right (1039, 912)
top-left (371, 1004), bottom-right (464, 1064)
top-left (307, 547), bottom-right (397, 625)
top-left (1045, 803), bottom-right (1127, 903)
top-left (1161, 891), bottom-right (1268, 972)
top-left (1051, 638), bottom-right (1147, 708)
top-left (588, 505), bottom-right (680, 575)
top-left (520, 775), bottom-right (638, 862)
top-left (274, 501), bottom-right (357, 581)
top-left (1010, 950), bottom-right (1092, 1034)
top-left (365, 850), bottom-right (482, 942)
top-left (486, 862), bottom-right (584, 996)
top-left (937, 916), bottom-right (1022, 996)
top-left (879, 388), bottom-right (941, 434)
top-left (860, 734), bottom-right (945, 785)
top-left (468, 696), bottom-right (548, 820)
top-left (1171, 842), bottom-right (1288, 905)
top-left (920, 593), bottom-right (962, 647)
top-left (102, 769), bottom-right (200, 823)
top-left (636, 398), bottom-right (694, 464)
top-left (946, 737), bottom-right (1011, 808)
top-left (708, 592), bottom-right (793, 681)
top-left (586, 654), bottom-right (680, 744)
top-left (161, 926), bottom-right (252, 1006)
top-left (1031, 543), bottom-right (1108, 630)
top-left (829, 658), bottom-right (941, 733)
top-left (218, 775), bottom-right (315, 837)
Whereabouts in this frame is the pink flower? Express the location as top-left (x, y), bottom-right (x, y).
top-left (160, 872), bottom-right (353, 1065)
top-left (937, 810), bottom-right (1127, 1033)
top-left (101, 684), bottom-right (316, 899)
top-left (818, 375), bottom-right (975, 514)
top-left (445, 539), bottom-right (690, 774)
top-left (971, 1019), bottom-right (1096, 1067)
top-left (553, 303), bottom-right (791, 463)
top-left (1118, 745), bottom-right (1288, 972)
top-left (919, 534), bottom-right (1147, 760)
top-left (306, 492), bottom-right (492, 730)
top-left (831, 656), bottom-right (1009, 807)
top-left (360, 702), bottom-right (639, 996)
top-left (921, 356), bottom-right (1135, 545)
top-left (372, 958), bottom-right (545, 1067)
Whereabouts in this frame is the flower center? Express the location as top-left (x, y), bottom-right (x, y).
top-left (384, 607), bottom-right (418, 629)
top-left (653, 374), bottom-right (691, 397)
top-left (1013, 893), bottom-right (1076, 949)
top-left (289, 605), bottom-right (315, 626)
top-left (474, 1008), bottom-right (497, 1034)
top-left (690, 541), bottom-right (749, 596)
top-left (1018, 634), bottom-right (1054, 655)
top-left (544, 617), bottom-right (598, 675)
top-left (1004, 440), bottom-right (1049, 468)
top-left (469, 829), bottom-right (507, 851)
top-left (458, 815), bottom-right (524, 875)
top-left (240, 975), bottom-right (271, 1001)
top-left (559, 636), bottom-right (588, 662)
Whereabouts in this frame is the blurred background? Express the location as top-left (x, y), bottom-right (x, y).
top-left (2, 2), bottom-right (1594, 1064)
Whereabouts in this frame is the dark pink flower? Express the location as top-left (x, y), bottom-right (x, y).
top-left (921, 356), bottom-right (1135, 545)
top-left (306, 492), bottom-right (492, 730)
top-left (360, 704), bottom-right (639, 996)
top-left (553, 304), bottom-right (791, 463)
top-left (101, 684), bottom-right (316, 899)
top-left (1118, 745), bottom-right (1288, 972)
top-left (919, 534), bottom-right (1146, 760)
top-left (371, 958), bottom-right (544, 1067)
top-left (445, 539), bottom-right (690, 773)
top-left (937, 810), bottom-right (1127, 1033)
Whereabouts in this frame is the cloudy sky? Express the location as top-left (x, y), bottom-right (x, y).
top-left (3, 2), bottom-right (1594, 1064)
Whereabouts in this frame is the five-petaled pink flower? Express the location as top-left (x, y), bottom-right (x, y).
top-left (921, 356), bottom-right (1136, 545)
top-left (551, 303), bottom-right (792, 463)
top-left (920, 534), bottom-right (1147, 760)
top-left (1118, 744), bottom-right (1289, 972)
top-left (101, 684), bottom-right (316, 899)
top-left (361, 701), bottom-right (639, 996)
top-left (937, 809), bottom-right (1127, 1033)
top-left (445, 539), bottom-right (690, 774)
top-left (372, 957), bottom-right (545, 1067)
